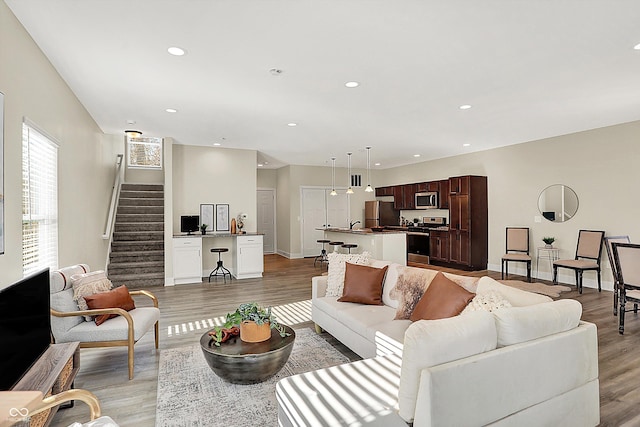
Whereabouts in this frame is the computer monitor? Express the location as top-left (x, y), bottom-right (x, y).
top-left (180, 215), bottom-right (199, 234)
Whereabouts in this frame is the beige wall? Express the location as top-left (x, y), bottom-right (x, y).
top-left (0, 3), bottom-right (117, 288)
top-left (375, 120), bottom-right (640, 289)
top-left (275, 164), bottom-right (376, 258)
top-left (257, 168), bottom-right (277, 188)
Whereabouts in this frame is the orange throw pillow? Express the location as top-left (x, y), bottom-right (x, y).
top-left (338, 262), bottom-right (389, 305)
top-left (85, 285), bottom-right (136, 326)
top-left (409, 272), bottom-right (474, 321)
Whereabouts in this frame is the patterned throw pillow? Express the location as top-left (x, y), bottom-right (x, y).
top-left (461, 290), bottom-right (512, 315)
top-left (325, 252), bottom-right (370, 297)
top-left (390, 266), bottom-right (439, 319)
top-left (70, 270), bottom-right (114, 321)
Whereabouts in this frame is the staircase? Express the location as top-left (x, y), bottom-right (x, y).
top-left (108, 183), bottom-right (165, 287)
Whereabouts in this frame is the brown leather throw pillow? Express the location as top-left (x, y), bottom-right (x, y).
top-left (338, 262), bottom-right (389, 305)
top-left (409, 272), bottom-right (475, 321)
top-left (85, 285), bottom-right (136, 326)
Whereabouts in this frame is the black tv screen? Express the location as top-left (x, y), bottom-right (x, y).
top-left (0, 268), bottom-right (51, 390)
top-left (181, 215), bottom-right (199, 234)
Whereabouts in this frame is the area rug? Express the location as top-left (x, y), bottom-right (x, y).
top-left (156, 328), bottom-right (350, 426)
top-left (498, 280), bottom-right (571, 298)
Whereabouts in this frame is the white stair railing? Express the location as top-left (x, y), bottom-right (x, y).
top-left (103, 154), bottom-right (124, 271)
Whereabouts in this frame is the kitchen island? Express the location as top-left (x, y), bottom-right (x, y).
top-left (322, 228), bottom-right (407, 265)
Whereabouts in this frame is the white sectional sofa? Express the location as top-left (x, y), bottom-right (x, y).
top-left (276, 260), bottom-right (600, 427)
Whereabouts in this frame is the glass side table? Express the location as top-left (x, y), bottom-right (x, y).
top-left (535, 247), bottom-right (561, 280)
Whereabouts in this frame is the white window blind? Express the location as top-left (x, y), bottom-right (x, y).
top-left (128, 136), bottom-right (163, 169)
top-left (22, 122), bottom-right (58, 275)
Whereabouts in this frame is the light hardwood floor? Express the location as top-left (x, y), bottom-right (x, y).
top-left (52, 255), bottom-right (634, 426)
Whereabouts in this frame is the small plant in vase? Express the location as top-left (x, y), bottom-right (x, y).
top-left (200, 224), bottom-right (208, 235)
top-left (209, 302), bottom-right (289, 346)
top-left (542, 237), bottom-right (555, 248)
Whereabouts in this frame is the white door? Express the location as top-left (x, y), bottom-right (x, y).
top-left (257, 189), bottom-right (276, 254)
top-left (301, 188), bottom-right (350, 257)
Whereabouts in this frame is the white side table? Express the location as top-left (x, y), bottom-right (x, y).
top-left (535, 247), bottom-right (560, 280)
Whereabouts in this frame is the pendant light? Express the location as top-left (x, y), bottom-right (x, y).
top-left (365, 146), bottom-right (374, 192)
top-left (330, 157), bottom-right (337, 196)
top-left (346, 152), bottom-right (354, 194)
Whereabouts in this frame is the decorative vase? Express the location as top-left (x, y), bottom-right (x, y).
top-left (545, 244), bottom-right (553, 248)
top-left (240, 320), bottom-right (271, 343)
top-left (231, 218), bottom-right (237, 234)
top-left (201, 230), bottom-right (206, 235)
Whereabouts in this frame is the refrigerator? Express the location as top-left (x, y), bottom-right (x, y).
top-left (365, 201), bottom-right (400, 228)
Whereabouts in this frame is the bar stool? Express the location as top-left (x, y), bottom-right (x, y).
top-left (314, 239), bottom-right (331, 268)
top-left (208, 248), bottom-right (232, 283)
top-left (328, 241), bottom-right (344, 253)
top-left (342, 243), bottom-right (358, 254)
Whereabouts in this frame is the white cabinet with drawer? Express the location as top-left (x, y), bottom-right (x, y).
top-left (173, 237), bottom-right (202, 284)
top-left (233, 235), bottom-right (264, 279)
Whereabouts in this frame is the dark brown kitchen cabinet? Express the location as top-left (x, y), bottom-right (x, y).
top-left (393, 184), bottom-right (416, 210)
top-left (448, 175), bottom-right (487, 270)
top-left (439, 179), bottom-right (449, 208)
top-left (430, 230), bottom-right (449, 262)
top-left (375, 186), bottom-right (394, 197)
top-left (415, 181), bottom-right (439, 192)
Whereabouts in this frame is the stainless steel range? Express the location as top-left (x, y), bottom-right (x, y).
top-left (406, 217), bottom-right (447, 264)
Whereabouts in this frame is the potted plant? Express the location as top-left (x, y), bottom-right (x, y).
top-left (209, 302), bottom-right (289, 346)
top-left (200, 224), bottom-right (208, 235)
top-left (542, 236), bottom-right (555, 248)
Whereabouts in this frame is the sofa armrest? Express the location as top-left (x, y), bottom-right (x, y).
top-left (312, 276), bottom-right (328, 299)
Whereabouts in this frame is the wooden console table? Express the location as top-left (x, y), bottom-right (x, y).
top-left (9, 342), bottom-right (80, 427)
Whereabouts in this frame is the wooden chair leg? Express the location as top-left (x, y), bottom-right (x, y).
top-left (501, 260), bottom-right (505, 280)
top-left (614, 284), bottom-right (618, 316)
top-left (527, 262), bottom-right (531, 283)
top-left (553, 266), bottom-right (558, 285)
top-left (620, 299), bottom-right (626, 334)
top-left (597, 269), bottom-right (602, 292)
top-left (577, 270), bottom-right (583, 294)
top-left (155, 322), bottom-right (159, 349)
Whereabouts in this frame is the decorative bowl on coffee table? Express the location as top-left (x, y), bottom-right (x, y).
top-left (200, 325), bottom-right (295, 384)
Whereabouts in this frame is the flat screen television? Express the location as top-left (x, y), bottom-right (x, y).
top-left (0, 268), bottom-right (51, 390)
top-left (181, 215), bottom-right (199, 234)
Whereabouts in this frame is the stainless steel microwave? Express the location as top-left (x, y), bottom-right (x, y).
top-left (415, 192), bottom-right (438, 209)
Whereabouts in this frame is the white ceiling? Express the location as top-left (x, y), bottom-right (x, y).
top-left (6, 0), bottom-right (640, 169)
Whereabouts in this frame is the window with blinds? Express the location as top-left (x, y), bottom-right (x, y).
top-left (127, 136), bottom-right (163, 169)
top-left (22, 122), bottom-right (58, 275)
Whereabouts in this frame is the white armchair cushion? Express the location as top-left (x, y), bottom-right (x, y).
top-left (50, 289), bottom-right (85, 337)
top-left (50, 264), bottom-right (89, 293)
top-left (398, 310), bottom-right (497, 422)
top-left (493, 299), bottom-right (582, 347)
top-left (58, 307), bottom-right (160, 342)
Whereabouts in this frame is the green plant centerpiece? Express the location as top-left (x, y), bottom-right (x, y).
top-left (209, 302), bottom-right (289, 346)
top-left (542, 237), bottom-right (555, 247)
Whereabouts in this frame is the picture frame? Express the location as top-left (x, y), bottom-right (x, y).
top-left (200, 204), bottom-right (214, 231)
top-left (215, 204), bottom-right (229, 232)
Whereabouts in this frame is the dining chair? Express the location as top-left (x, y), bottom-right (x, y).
top-left (604, 235), bottom-right (631, 315)
top-left (612, 242), bottom-right (640, 334)
top-left (552, 230), bottom-right (605, 293)
top-left (501, 227), bottom-right (531, 282)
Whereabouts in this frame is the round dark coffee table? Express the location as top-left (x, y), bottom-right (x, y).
top-left (200, 325), bottom-right (295, 384)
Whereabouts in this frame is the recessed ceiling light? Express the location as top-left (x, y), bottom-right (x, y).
top-left (168, 46), bottom-right (185, 56)
top-left (126, 120), bottom-right (136, 125)
top-left (287, 123), bottom-right (297, 127)
top-left (413, 154), bottom-right (421, 158)
top-left (257, 163), bottom-right (264, 167)
top-left (269, 68), bottom-right (284, 75)
top-left (165, 108), bottom-right (177, 113)
top-left (345, 81), bottom-right (359, 88)
top-left (463, 143), bottom-right (471, 147)
top-left (213, 143), bottom-right (221, 146)
top-left (634, 43), bottom-right (640, 50)
top-left (374, 162), bottom-right (381, 166)
top-left (459, 104), bottom-right (472, 110)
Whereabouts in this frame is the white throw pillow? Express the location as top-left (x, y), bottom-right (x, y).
top-left (71, 270), bottom-right (114, 320)
top-left (476, 276), bottom-right (552, 307)
top-left (492, 299), bottom-right (582, 347)
top-left (325, 252), bottom-right (370, 297)
top-left (381, 263), bottom-right (401, 309)
top-left (461, 290), bottom-right (512, 314)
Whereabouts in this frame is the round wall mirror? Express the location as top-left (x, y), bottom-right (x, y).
top-left (537, 184), bottom-right (579, 222)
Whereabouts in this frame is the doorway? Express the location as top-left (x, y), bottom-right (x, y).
top-left (257, 188), bottom-right (276, 254)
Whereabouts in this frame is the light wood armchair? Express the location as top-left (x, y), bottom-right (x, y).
top-left (50, 265), bottom-right (160, 380)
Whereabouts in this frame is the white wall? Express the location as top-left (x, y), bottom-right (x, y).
top-left (0, 3), bottom-right (117, 288)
